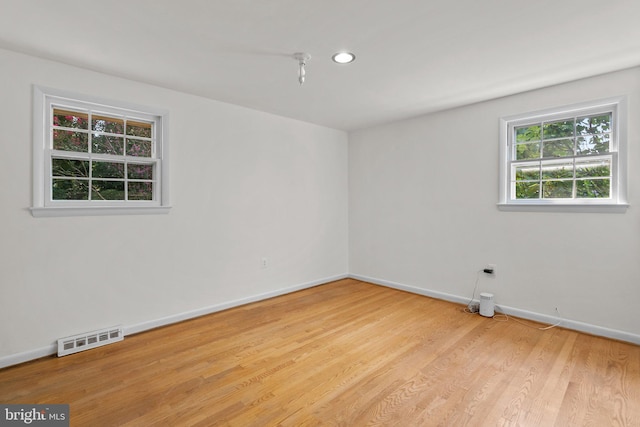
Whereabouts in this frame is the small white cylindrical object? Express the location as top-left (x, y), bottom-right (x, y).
top-left (479, 292), bottom-right (494, 317)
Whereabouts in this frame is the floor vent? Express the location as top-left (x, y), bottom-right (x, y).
top-left (57, 326), bottom-right (124, 357)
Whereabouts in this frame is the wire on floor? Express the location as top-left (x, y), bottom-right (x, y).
top-left (494, 306), bottom-right (563, 330)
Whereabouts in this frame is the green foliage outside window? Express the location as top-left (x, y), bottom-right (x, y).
top-left (512, 112), bottom-right (612, 200)
top-left (51, 108), bottom-right (155, 201)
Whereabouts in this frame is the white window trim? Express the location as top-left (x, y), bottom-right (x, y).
top-left (31, 86), bottom-right (171, 217)
top-left (498, 96), bottom-right (628, 213)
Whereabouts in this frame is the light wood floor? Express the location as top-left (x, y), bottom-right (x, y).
top-left (1, 279), bottom-right (639, 426)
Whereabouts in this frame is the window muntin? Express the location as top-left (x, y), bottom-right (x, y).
top-left (32, 86), bottom-right (170, 217)
top-left (500, 98), bottom-right (626, 211)
top-left (49, 107), bottom-right (156, 203)
top-left (510, 111), bottom-right (613, 201)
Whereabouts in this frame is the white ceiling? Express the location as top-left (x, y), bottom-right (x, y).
top-left (1, 0), bottom-right (639, 131)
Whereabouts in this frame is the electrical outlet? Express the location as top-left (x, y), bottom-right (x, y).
top-left (484, 264), bottom-right (496, 275)
top-left (261, 257), bottom-right (269, 269)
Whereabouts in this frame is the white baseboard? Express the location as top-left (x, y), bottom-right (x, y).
top-left (349, 274), bottom-right (472, 305)
top-left (0, 344), bottom-right (57, 370)
top-left (124, 274), bottom-right (348, 335)
top-left (0, 273), bottom-right (348, 369)
top-left (349, 273), bottom-right (640, 346)
top-left (495, 304), bottom-right (640, 345)
top-left (4, 272), bottom-right (635, 370)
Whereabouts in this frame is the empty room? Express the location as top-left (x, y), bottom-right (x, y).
top-left (1, 1), bottom-right (639, 425)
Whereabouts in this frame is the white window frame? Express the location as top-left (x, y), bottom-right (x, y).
top-left (31, 86), bottom-right (171, 217)
top-left (498, 97), bottom-right (628, 213)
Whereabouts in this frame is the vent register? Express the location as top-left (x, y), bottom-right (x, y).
top-left (57, 326), bottom-right (123, 357)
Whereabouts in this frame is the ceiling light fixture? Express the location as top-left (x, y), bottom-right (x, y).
top-left (293, 52), bottom-right (311, 85)
top-left (332, 52), bottom-right (356, 64)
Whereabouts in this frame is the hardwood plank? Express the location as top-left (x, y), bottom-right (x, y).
top-left (1, 279), bottom-right (639, 426)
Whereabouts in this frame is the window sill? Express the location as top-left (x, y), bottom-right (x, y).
top-left (497, 203), bottom-right (628, 213)
top-left (30, 206), bottom-right (172, 218)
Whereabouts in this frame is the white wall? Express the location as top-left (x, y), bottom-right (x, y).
top-left (349, 67), bottom-right (640, 341)
top-left (0, 48), bottom-right (348, 365)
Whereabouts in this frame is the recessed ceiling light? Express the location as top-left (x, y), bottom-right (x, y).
top-left (332, 52), bottom-right (355, 64)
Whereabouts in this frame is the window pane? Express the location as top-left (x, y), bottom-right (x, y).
top-left (127, 163), bottom-right (153, 180)
top-left (41, 90), bottom-right (165, 210)
top-left (504, 101), bottom-right (620, 205)
top-left (92, 161), bottom-right (124, 179)
top-left (575, 158), bottom-right (610, 178)
top-left (577, 134), bottom-right (610, 155)
top-left (128, 182), bottom-right (153, 200)
top-left (92, 115), bottom-right (124, 134)
top-left (53, 109), bottom-right (88, 129)
top-left (515, 164), bottom-right (540, 181)
top-left (576, 113), bottom-right (611, 135)
top-left (542, 139), bottom-right (574, 158)
top-left (52, 159), bottom-right (89, 177)
top-left (576, 179), bottom-right (610, 198)
top-left (515, 182), bottom-right (540, 199)
top-left (52, 179), bottom-right (89, 200)
top-left (92, 135), bottom-right (124, 155)
top-left (53, 130), bottom-right (88, 152)
top-left (126, 139), bottom-right (152, 157)
top-left (515, 124), bottom-right (541, 142)
top-left (515, 142), bottom-right (540, 160)
top-left (543, 120), bottom-right (574, 139)
top-left (92, 181), bottom-right (125, 200)
top-left (542, 180), bottom-right (573, 198)
top-left (126, 120), bottom-right (152, 138)
top-left (541, 161), bottom-right (573, 179)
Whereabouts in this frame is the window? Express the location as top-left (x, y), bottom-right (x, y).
top-left (32, 86), bottom-right (170, 217)
top-left (499, 97), bottom-right (628, 212)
